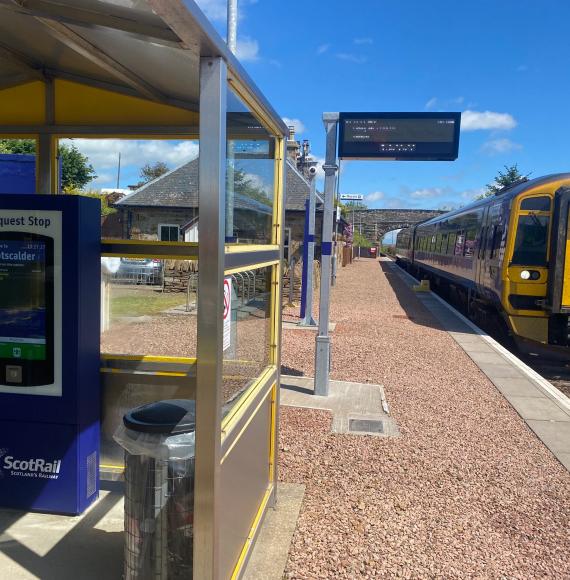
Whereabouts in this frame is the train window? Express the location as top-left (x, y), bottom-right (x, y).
top-left (477, 227), bottom-right (486, 259)
top-left (440, 234), bottom-right (447, 253)
top-left (511, 215), bottom-right (549, 266)
top-left (463, 229), bottom-right (477, 258)
top-left (520, 196), bottom-right (551, 212)
top-left (454, 232), bottom-right (465, 255)
top-left (490, 225), bottom-right (503, 259)
top-left (448, 233), bottom-right (456, 255)
top-left (435, 234), bottom-right (442, 253)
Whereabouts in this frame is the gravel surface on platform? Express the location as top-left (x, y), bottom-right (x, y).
top-left (279, 258), bottom-right (570, 579)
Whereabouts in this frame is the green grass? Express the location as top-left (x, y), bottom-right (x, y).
top-left (110, 289), bottom-right (188, 319)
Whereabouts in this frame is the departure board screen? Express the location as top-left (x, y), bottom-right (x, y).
top-left (338, 112), bottom-right (461, 160)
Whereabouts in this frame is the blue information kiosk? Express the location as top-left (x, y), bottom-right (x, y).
top-left (0, 195), bottom-right (100, 515)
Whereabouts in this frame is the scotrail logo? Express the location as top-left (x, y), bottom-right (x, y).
top-left (0, 449), bottom-right (62, 480)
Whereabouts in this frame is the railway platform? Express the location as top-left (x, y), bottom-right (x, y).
top-left (278, 257), bottom-right (570, 578)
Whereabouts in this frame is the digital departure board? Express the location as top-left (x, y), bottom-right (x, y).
top-left (338, 112), bottom-right (461, 160)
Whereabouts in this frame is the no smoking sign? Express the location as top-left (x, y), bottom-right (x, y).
top-left (223, 277), bottom-right (232, 351)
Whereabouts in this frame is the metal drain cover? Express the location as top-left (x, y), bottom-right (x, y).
top-left (349, 419), bottom-right (384, 433)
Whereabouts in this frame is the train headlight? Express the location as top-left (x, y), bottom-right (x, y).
top-left (520, 270), bottom-right (540, 280)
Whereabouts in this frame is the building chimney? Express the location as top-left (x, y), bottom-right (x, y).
top-left (286, 125), bottom-right (300, 162)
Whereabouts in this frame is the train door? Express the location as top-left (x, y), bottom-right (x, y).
top-left (548, 186), bottom-right (570, 312)
top-left (475, 206), bottom-right (490, 290)
top-left (479, 204), bottom-right (503, 298)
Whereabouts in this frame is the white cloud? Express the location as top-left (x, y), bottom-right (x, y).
top-left (481, 138), bottom-right (522, 155)
top-left (461, 110), bottom-right (517, 131)
top-left (194, 0), bottom-right (227, 21)
top-left (460, 187), bottom-right (486, 200)
top-left (365, 191), bottom-right (385, 203)
top-left (353, 37), bottom-right (373, 45)
top-left (424, 97), bottom-right (438, 110)
top-left (89, 172), bottom-right (116, 190)
top-left (409, 187), bottom-right (448, 199)
top-left (336, 53), bottom-right (367, 64)
top-left (425, 96), bottom-right (464, 111)
top-left (64, 139), bottom-right (199, 187)
top-left (317, 43), bottom-right (331, 55)
top-left (236, 36), bottom-right (260, 61)
top-left (282, 117), bottom-right (305, 135)
top-left (243, 172), bottom-right (272, 196)
top-left (194, 0), bottom-right (258, 22)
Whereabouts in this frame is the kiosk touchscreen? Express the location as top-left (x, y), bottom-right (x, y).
top-left (0, 232), bottom-right (54, 386)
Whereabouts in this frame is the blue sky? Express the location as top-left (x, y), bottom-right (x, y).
top-left (80, 0), bottom-right (570, 211)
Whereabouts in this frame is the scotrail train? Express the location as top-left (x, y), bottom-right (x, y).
top-left (395, 174), bottom-right (570, 358)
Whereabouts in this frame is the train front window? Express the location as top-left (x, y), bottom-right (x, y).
top-left (511, 214), bottom-right (549, 266)
top-left (520, 196), bottom-right (551, 211)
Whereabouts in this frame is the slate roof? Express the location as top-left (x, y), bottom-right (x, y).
top-left (116, 157), bottom-right (312, 212)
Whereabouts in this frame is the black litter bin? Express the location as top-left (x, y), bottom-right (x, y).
top-left (114, 399), bottom-right (196, 580)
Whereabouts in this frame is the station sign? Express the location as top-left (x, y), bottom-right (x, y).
top-left (338, 112), bottom-right (461, 161)
top-left (339, 194), bottom-right (364, 201)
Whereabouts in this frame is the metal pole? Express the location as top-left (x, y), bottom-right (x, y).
top-left (194, 56), bottom-right (226, 580)
top-left (300, 173), bottom-right (317, 326)
top-left (331, 164), bottom-right (339, 287)
top-left (299, 199), bottom-right (310, 319)
top-left (116, 152), bottom-right (121, 189)
top-left (227, 0), bottom-right (238, 53)
top-left (314, 113), bottom-right (338, 396)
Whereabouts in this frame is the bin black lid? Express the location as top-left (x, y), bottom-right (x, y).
top-left (123, 399), bottom-right (196, 434)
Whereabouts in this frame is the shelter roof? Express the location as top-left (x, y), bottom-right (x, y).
top-left (0, 0), bottom-right (287, 134)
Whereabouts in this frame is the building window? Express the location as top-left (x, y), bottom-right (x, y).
top-left (158, 224), bottom-right (180, 241)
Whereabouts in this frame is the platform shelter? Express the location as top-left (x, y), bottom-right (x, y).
top-left (0, 1), bottom-right (287, 577)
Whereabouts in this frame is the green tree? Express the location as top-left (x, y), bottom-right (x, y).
top-left (353, 230), bottom-right (372, 248)
top-left (0, 139), bottom-right (35, 155)
top-left (341, 200), bottom-right (367, 219)
top-left (0, 139), bottom-right (96, 190)
top-left (138, 161), bottom-right (170, 185)
top-left (476, 164), bottom-right (530, 199)
top-left (59, 144), bottom-right (97, 190)
top-left (232, 167), bottom-right (272, 205)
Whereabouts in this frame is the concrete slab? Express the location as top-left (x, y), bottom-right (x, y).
top-left (388, 261), bottom-right (570, 472)
top-left (526, 420), bottom-right (570, 454)
top-left (0, 489), bottom-right (124, 580)
top-left (556, 452), bottom-right (570, 471)
top-left (474, 362), bottom-right (527, 379)
top-left (282, 321), bottom-right (336, 332)
top-left (242, 483), bottom-right (305, 580)
top-left (457, 342), bottom-right (497, 354)
top-left (508, 396), bottom-right (570, 422)
top-left (490, 377), bottom-right (544, 398)
top-left (280, 375), bottom-right (399, 437)
top-left (465, 351), bottom-right (508, 365)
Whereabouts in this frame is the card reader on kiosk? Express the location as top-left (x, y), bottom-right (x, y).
top-left (0, 195), bottom-right (100, 515)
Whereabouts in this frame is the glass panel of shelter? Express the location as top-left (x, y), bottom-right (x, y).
top-left (226, 86), bottom-right (277, 244)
